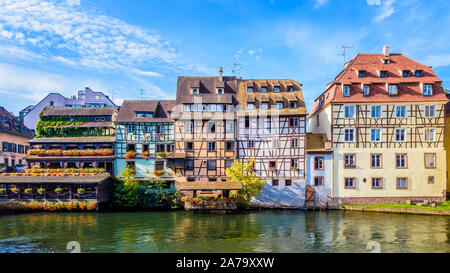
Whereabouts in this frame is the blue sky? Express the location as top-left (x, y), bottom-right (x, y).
top-left (0, 0), bottom-right (449, 116)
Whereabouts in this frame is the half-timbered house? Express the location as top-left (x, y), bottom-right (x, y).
top-left (236, 79), bottom-right (308, 207)
top-left (308, 46), bottom-right (448, 204)
top-left (114, 100), bottom-right (176, 189)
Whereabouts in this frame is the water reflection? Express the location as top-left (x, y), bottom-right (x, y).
top-left (0, 210), bottom-right (449, 253)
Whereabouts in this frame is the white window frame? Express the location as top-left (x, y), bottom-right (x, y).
top-left (395, 105), bottom-right (407, 118)
top-left (424, 128), bottom-right (436, 142)
top-left (370, 128), bottom-right (382, 142)
top-left (395, 128), bottom-right (407, 142)
top-left (343, 85), bottom-right (350, 97)
top-left (344, 105), bottom-right (355, 119)
top-left (388, 85), bottom-right (398, 96)
top-left (192, 88), bottom-right (199, 95)
top-left (247, 87), bottom-right (253, 93)
top-left (344, 128), bottom-right (355, 142)
top-left (424, 105), bottom-right (436, 118)
top-left (274, 87), bottom-right (280, 93)
top-left (276, 102), bottom-right (283, 109)
top-left (363, 85), bottom-right (370, 96)
top-left (261, 103), bottom-right (269, 110)
top-left (371, 105), bottom-right (382, 118)
top-left (261, 87), bottom-right (267, 93)
top-left (247, 103), bottom-right (254, 110)
top-left (423, 84), bottom-right (433, 96)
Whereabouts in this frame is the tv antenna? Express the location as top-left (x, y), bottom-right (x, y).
top-left (139, 88), bottom-right (144, 99)
top-left (107, 88), bottom-right (118, 100)
top-left (232, 57), bottom-right (242, 78)
top-left (338, 45), bottom-right (353, 65)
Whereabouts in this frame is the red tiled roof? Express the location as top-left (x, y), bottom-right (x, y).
top-left (309, 53), bottom-right (448, 117)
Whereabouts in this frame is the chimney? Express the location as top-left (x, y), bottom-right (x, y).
top-left (219, 67), bottom-right (223, 81)
top-left (383, 45), bottom-right (390, 57)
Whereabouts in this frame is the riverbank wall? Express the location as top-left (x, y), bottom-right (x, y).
top-left (342, 205), bottom-right (450, 216)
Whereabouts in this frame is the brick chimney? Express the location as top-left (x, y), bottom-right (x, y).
top-left (219, 67), bottom-right (223, 81)
top-left (383, 45), bottom-right (390, 57)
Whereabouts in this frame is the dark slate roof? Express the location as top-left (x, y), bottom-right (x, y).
top-left (115, 100), bottom-right (176, 123)
top-left (176, 76), bottom-right (238, 105)
top-left (29, 136), bottom-right (116, 144)
top-left (0, 106), bottom-right (35, 138)
top-left (42, 107), bottom-right (118, 116)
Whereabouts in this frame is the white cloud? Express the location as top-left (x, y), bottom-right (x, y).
top-left (372, 0), bottom-right (396, 22)
top-left (422, 55), bottom-right (450, 68)
top-left (248, 50), bottom-right (254, 56)
top-left (312, 0), bottom-right (328, 8)
top-left (0, 0), bottom-right (206, 77)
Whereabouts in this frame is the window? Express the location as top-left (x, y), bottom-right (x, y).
top-left (274, 87), bottom-right (280, 93)
top-left (424, 128), bottom-right (436, 141)
top-left (185, 160), bottom-right (194, 170)
top-left (276, 102), bottom-right (283, 109)
top-left (226, 141), bottom-right (234, 151)
top-left (2, 142), bottom-right (7, 152)
top-left (402, 70), bottom-right (409, 77)
top-left (291, 139), bottom-right (298, 148)
top-left (423, 84), bottom-right (433, 96)
top-left (314, 157), bottom-right (324, 170)
top-left (269, 161), bottom-right (276, 169)
top-left (344, 105), bottom-right (355, 118)
top-left (397, 178), bottom-right (408, 189)
top-left (287, 86), bottom-right (294, 92)
top-left (247, 87), bottom-right (253, 93)
top-left (428, 176), bottom-right (435, 184)
top-left (285, 179), bottom-right (292, 186)
top-left (396, 105), bottom-right (407, 118)
top-left (344, 128), bottom-right (355, 142)
top-left (290, 117), bottom-right (299, 127)
top-left (343, 85), bottom-right (350, 97)
top-left (187, 177), bottom-right (195, 182)
top-left (126, 161), bottom-right (136, 172)
top-left (396, 154), bottom-right (407, 168)
top-left (272, 180), bottom-right (279, 187)
top-left (425, 153), bottom-right (436, 168)
top-left (371, 128), bottom-right (382, 142)
top-left (316, 115), bottom-right (320, 127)
top-left (245, 117), bottom-right (250, 128)
top-left (424, 105), bottom-right (436, 117)
top-left (127, 125), bottom-right (135, 133)
top-left (372, 177), bottom-right (383, 189)
top-left (192, 88), bottom-right (198, 95)
top-left (186, 142), bottom-right (193, 151)
top-left (207, 122), bottom-right (216, 133)
top-left (208, 142), bottom-right (216, 151)
top-left (380, 71), bottom-right (387, 78)
top-left (272, 139), bottom-right (279, 149)
top-left (290, 101), bottom-right (297, 109)
top-left (371, 105), bottom-right (381, 118)
top-left (217, 104), bottom-right (224, 112)
top-left (225, 160), bottom-right (233, 169)
top-left (49, 101), bottom-right (54, 106)
top-left (371, 154), bottom-right (382, 168)
top-left (248, 140), bottom-right (255, 148)
top-left (314, 177), bottom-right (324, 187)
top-left (291, 159), bottom-right (298, 168)
top-left (261, 103), bottom-right (269, 110)
top-left (261, 87), bottom-right (267, 93)
top-left (207, 160), bottom-right (216, 170)
top-left (127, 144), bottom-right (135, 152)
top-left (136, 112), bottom-right (153, 118)
top-left (247, 103), bottom-right (254, 110)
top-left (185, 121), bottom-right (194, 133)
top-left (344, 154), bottom-right (356, 168)
top-left (395, 128), bottom-right (406, 142)
top-left (345, 178), bottom-right (355, 188)
top-left (415, 70), bottom-right (422, 77)
top-left (388, 85), bottom-right (398, 96)
top-left (155, 161), bottom-right (164, 171)
top-left (225, 121), bottom-right (233, 132)
top-left (217, 88), bottom-right (223, 94)
top-left (358, 70), bottom-right (366, 78)
top-left (363, 85), bottom-right (370, 96)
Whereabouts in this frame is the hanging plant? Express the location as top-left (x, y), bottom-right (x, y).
top-left (77, 188), bottom-right (85, 195)
top-left (37, 188), bottom-right (46, 195)
top-left (10, 188), bottom-right (20, 194)
top-left (24, 188), bottom-right (33, 194)
top-left (0, 189), bottom-right (6, 194)
top-left (54, 188), bottom-right (63, 194)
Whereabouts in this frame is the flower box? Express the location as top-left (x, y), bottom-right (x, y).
top-left (125, 151), bottom-right (137, 159)
top-left (153, 170), bottom-right (165, 177)
top-left (141, 151), bottom-right (150, 158)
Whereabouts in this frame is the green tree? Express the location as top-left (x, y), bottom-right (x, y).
top-left (112, 165), bottom-right (143, 208)
top-left (142, 180), bottom-right (181, 209)
top-left (225, 159), bottom-right (265, 208)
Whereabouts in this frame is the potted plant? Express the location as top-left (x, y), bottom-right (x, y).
top-left (291, 166), bottom-right (298, 171)
top-left (153, 170), bottom-right (165, 177)
top-left (54, 188), bottom-right (63, 194)
top-left (77, 188), bottom-right (85, 195)
top-left (24, 188), bottom-right (33, 194)
top-left (125, 150), bottom-right (137, 159)
top-left (37, 188), bottom-right (46, 195)
top-left (141, 151), bottom-right (150, 158)
top-left (269, 166), bottom-right (277, 172)
top-left (0, 188), bottom-right (6, 194)
top-left (10, 187), bottom-right (20, 194)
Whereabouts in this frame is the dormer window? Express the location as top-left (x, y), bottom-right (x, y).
top-left (380, 71), bottom-right (387, 78)
top-left (217, 88), bottom-right (223, 95)
top-left (287, 86), bottom-right (294, 92)
top-left (247, 87), bottom-right (253, 93)
top-left (402, 70), bottom-right (409, 77)
top-left (363, 85), bottom-right (370, 96)
top-left (136, 112), bottom-right (154, 118)
top-left (358, 70), bottom-right (366, 78)
top-left (383, 59), bottom-right (390, 64)
top-left (261, 87), bottom-right (267, 93)
top-left (423, 84), bottom-right (433, 96)
top-left (290, 101), bottom-right (296, 109)
top-left (247, 103), bottom-right (254, 110)
top-left (274, 87), bottom-right (280, 93)
top-left (415, 70), bottom-right (423, 77)
top-left (276, 102), bottom-right (283, 109)
top-left (192, 88), bottom-right (199, 95)
top-left (343, 85), bottom-right (350, 97)
top-left (261, 103), bottom-right (269, 110)
top-left (388, 85), bottom-right (398, 96)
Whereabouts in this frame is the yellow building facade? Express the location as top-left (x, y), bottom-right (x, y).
top-left (446, 101), bottom-right (450, 194)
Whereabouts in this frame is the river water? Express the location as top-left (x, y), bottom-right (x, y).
top-left (0, 210), bottom-right (449, 253)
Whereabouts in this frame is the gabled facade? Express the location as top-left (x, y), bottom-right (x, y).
top-left (236, 79), bottom-right (308, 208)
top-left (27, 106), bottom-right (118, 175)
top-left (114, 100), bottom-right (176, 188)
top-left (308, 46), bottom-right (448, 204)
top-left (21, 87), bottom-right (116, 131)
top-left (0, 106), bottom-right (35, 171)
